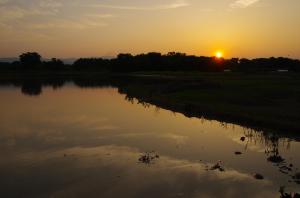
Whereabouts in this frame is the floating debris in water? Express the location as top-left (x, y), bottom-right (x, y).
top-left (294, 173), bottom-right (300, 179)
top-left (279, 186), bottom-right (300, 198)
top-left (253, 173), bottom-right (264, 180)
top-left (138, 151), bottom-right (160, 164)
top-left (219, 167), bottom-right (225, 172)
top-left (204, 164), bottom-right (209, 171)
top-left (240, 137), bottom-right (246, 141)
top-left (280, 165), bottom-right (292, 172)
top-left (267, 155), bottom-right (285, 163)
top-left (280, 170), bottom-right (289, 175)
top-left (210, 161), bottom-right (225, 172)
top-left (234, 151), bottom-right (243, 155)
top-left (293, 172), bottom-right (300, 184)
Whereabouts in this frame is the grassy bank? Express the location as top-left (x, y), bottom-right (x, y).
top-left (119, 72), bottom-right (300, 134)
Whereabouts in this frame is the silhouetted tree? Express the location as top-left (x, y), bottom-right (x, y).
top-left (73, 58), bottom-right (109, 71)
top-left (1, 51), bottom-right (299, 73)
top-left (43, 58), bottom-right (65, 70)
top-left (113, 53), bottom-right (134, 72)
top-left (19, 52), bottom-right (42, 69)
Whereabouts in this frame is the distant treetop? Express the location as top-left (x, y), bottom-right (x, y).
top-left (0, 51), bottom-right (299, 73)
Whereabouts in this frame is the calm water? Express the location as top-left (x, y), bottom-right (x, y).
top-left (0, 84), bottom-right (299, 198)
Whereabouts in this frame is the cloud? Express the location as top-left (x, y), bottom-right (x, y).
top-left (89, 0), bottom-right (190, 11)
top-left (0, 0), bottom-right (62, 23)
top-left (29, 20), bottom-right (107, 29)
top-left (0, 0), bottom-right (191, 34)
top-left (85, 14), bottom-right (116, 19)
top-left (39, 0), bottom-right (62, 8)
top-left (0, 0), bottom-right (8, 4)
top-left (0, 0), bottom-right (114, 31)
top-left (230, 0), bottom-right (260, 8)
top-left (0, 6), bottom-right (57, 21)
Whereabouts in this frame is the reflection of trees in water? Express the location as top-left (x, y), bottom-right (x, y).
top-left (1, 76), bottom-right (118, 96)
top-left (265, 135), bottom-right (287, 164)
top-left (279, 186), bottom-right (300, 198)
top-left (126, 92), bottom-right (300, 188)
top-left (240, 128), bottom-right (291, 153)
top-left (125, 95), bottom-right (135, 104)
top-left (21, 81), bottom-right (42, 96)
top-left (1, 76), bottom-right (300, 195)
top-left (11, 78), bottom-right (66, 96)
top-left (125, 95), bottom-right (152, 108)
top-left (241, 129), bottom-right (299, 186)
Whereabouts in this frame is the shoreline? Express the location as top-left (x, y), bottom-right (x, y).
top-left (0, 71), bottom-right (299, 136)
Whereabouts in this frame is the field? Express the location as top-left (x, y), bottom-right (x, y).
top-left (120, 72), bottom-right (300, 134)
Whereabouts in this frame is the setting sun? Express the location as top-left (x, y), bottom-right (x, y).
top-left (215, 51), bottom-right (223, 58)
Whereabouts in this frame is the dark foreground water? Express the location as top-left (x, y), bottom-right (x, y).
top-left (0, 84), bottom-right (299, 198)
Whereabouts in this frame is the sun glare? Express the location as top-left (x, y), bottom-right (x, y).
top-left (215, 51), bottom-right (223, 58)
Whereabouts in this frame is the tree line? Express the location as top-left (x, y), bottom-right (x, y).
top-left (0, 52), bottom-right (299, 72)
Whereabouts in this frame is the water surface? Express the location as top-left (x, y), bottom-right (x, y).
top-left (0, 84), bottom-right (299, 198)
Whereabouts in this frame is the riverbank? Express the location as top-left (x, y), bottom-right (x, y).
top-left (118, 72), bottom-right (300, 135)
top-left (0, 71), bottom-right (299, 135)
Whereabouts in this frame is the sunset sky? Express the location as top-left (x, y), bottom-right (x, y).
top-left (0, 0), bottom-right (299, 58)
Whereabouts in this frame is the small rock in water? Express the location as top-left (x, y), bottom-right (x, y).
top-left (253, 173), bottom-right (264, 180)
top-left (234, 151), bottom-right (243, 155)
top-left (240, 137), bottom-right (246, 141)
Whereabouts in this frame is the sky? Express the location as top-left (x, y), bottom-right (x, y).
top-left (0, 0), bottom-right (299, 59)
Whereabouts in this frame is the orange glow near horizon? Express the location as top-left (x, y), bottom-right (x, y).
top-left (215, 51), bottom-right (223, 58)
top-left (0, 0), bottom-right (300, 58)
